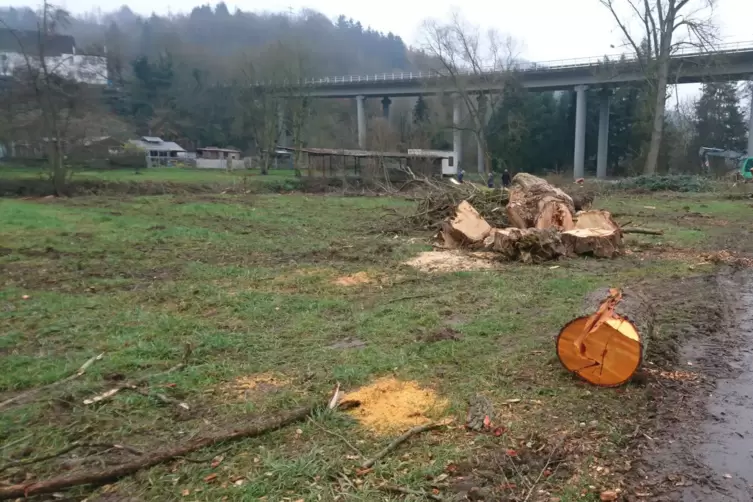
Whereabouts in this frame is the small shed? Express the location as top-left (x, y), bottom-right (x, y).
top-left (277, 146), bottom-right (453, 180)
top-left (196, 147), bottom-right (241, 161)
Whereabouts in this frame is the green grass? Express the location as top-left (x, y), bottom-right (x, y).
top-left (0, 190), bottom-right (748, 500)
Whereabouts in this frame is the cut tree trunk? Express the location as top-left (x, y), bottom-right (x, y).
top-left (483, 227), bottom-right (565, 263)
top-left (562, 229), bottom-right (621, 258)
top-left (506, 174), bottom-right (575, 231)
top-left (437, 200), bottom-right (492, 248)
top-left (556, 288), bottom-right (653, 387)
top-left (562, 210), bottom-right (623, 258)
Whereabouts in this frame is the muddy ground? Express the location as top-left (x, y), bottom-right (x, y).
top-left (626, 270), bottom-right (753, 501)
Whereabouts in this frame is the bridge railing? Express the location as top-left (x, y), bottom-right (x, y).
top-left (252, 40), bottom-right (753, 87)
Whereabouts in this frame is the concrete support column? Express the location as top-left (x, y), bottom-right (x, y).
top-left (476, 93), bottom-right (487, 174)
top-left (748, 83), bottom-right (753, 155)
top-left (381, 97), bottom-right (391, 120)
top-left (573, 85), bottom-right (588, 179)
top-left (356, 95), bottom-right (366, 149)
top-left (452, 94), bottom-right (462, 174)
top-left (277, 105), bottom-right (286, 147)
top-left (596, 90), bottom-right (611, 179)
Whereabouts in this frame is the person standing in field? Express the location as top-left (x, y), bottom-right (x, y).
top-left (487, 171), bottom-right (494, 188)
top-left (502, 169), bottom-right (511, 188)
top-left (458, 169), bottom-right (465, 183)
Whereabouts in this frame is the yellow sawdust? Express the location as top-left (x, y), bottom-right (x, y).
top-left (222, 372), bottom-right (290, 398)
top-left (343, 377), bottom-right (448, 435)
top-left (333, 271), bottom-right (372, 286)
top-left (404, 250), bottom-right (497, 273)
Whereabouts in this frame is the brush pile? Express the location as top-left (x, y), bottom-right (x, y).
top-left (408, 183), bottom-right (511, 229)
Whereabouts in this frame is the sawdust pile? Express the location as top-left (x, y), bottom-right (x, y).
top-left (404, 250), bottom-right (497, 273)
top-left (221, 372), bottom-right (290, 398)
top-left (333, 271), bottom-right (372, 286)
top-left (344, 377), bottom-right (448, 435)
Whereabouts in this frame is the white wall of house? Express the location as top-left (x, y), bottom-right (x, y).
top-left (0, 51), bottom-right (108, 85)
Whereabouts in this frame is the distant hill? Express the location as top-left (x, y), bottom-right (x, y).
top-left (0, 4), bottom-right (413, 79)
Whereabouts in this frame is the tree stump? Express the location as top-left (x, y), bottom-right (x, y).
top-left (505, 173), bottom-right (575, 231)
top-left (556, 288), bottom-right (653, 387)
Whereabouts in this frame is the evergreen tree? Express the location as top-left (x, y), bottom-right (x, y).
top-left (694, 82), bottom-right (746, 152)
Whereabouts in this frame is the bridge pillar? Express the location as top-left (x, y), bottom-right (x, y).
top-left (748, 83), bottom-right (753, 155)
top-left (596, 90), bottom-right (611, 179)
top-left (277, 105), bottom-right (286, 147)
top-left (476, 93), bottom-right (487, 174)
top-left (381, 97), bottom-right (391, 120)
top-left (573, 85), bottom-right (588, 179)
top-left (453, 95), bottom-right (462, 174)
top-left (356, 95), bottom-right (366, 149)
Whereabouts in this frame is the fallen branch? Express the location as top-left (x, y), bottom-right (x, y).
top-left (83, 344), bottom-right (191, 406)
top-left (378, 483), bottom-right (444, 501)
top-left (0, 353), bottom-right (104, 411)
top-left (522, 441), bottom-right (562, 502)
top-left (0, 442), bottom-right (142, 473)
top-left (361, 422), bottom-right (446, 469)
top-left (0, 400), bottom-right (360, 500)
top-left (622, 227), bottom-right (663, 235)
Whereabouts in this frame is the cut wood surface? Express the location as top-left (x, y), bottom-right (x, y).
top-left (562, 228), bottom-right (622, 258)
top-left (556, 288), bottom-right (653, 387)
top-left (506, 173), bottom-right (575, 231)
top-left (575, 210), bottom-right (621, 233)
top-left (438, 200), bottom-right (492, 247)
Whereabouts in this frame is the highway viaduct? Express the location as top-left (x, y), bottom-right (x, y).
top-left (268, 43), bottom-right (753, 178)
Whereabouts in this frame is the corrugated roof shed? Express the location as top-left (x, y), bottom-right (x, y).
top-left (128, 137), bottom-right (185, 152)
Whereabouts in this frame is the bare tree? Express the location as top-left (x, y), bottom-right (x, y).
top-left (0, 1), bottom-right (110, 193)
top-left (238, 39), bottom-right (313, 175)
top-left (421, 11), bottom-right (521, 174)
top-left (600, 0), bottom-right (717, 174)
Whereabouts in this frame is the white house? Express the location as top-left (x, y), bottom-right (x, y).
top-left (0, 29), bottom-right (108, 85)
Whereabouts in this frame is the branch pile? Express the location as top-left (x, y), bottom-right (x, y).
top-left (407, 182), bottom-right (510, 229)
top-left (436, 173), bottom-right (625, 262)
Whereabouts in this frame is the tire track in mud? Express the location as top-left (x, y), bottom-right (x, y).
top-left (628, 271), bottom-right (753, 502)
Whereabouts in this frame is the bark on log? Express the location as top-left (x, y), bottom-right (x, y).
top-left (506, 174), bottom-right (575, 231)
top-left (562, 229), bottom-right (622, 258)
top-left (556, 288), bottom-right (653, 387)
top-left (483, 228), bottom-right (565, 263)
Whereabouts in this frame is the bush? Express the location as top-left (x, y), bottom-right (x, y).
top-left (608, 175), bottom-right (714, 193)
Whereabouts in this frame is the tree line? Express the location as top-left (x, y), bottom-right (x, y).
top-left (0, 1), bottom-right (749, 189)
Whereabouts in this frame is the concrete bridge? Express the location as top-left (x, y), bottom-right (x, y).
top-left (267, 42), bottom-right (753, 178)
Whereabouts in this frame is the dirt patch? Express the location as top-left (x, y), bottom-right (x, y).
top-left (620, 272), bottom-right (743, 500)
top-left (404, 250), bottom-right (497, 273)
top-left (422, 327), bottom-right (463, 343)
top-left (343, 377), bottom-right (448, 435)
top-left (220, 372), bottom-right (290, 399)
top-left (333, 271), bottom-right (372, 286)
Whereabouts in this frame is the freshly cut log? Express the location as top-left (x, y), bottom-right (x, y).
top-left (556, 288), bottom-right (653, 387)
top-left (483, 227), bottom-right (565, 263)
top-left (562, 228), bottom-right (622, 258)
top-left (437, 200), bottom-right (492, 248)
top-left (506, 173), bottom-right (575, 231)
top-left (535, 197), bottom-right (575, 231)
top-left (574, 210), bottom-right (621, 233)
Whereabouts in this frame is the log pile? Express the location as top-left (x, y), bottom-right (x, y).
top-left (435, 173), bottom-right (625, 262)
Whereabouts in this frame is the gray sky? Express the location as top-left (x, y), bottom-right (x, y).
top-left (23, 0), bottom-right (753, 62)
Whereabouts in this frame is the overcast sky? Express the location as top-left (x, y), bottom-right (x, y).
top-left (14, 0), bottom-right (753, 62)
